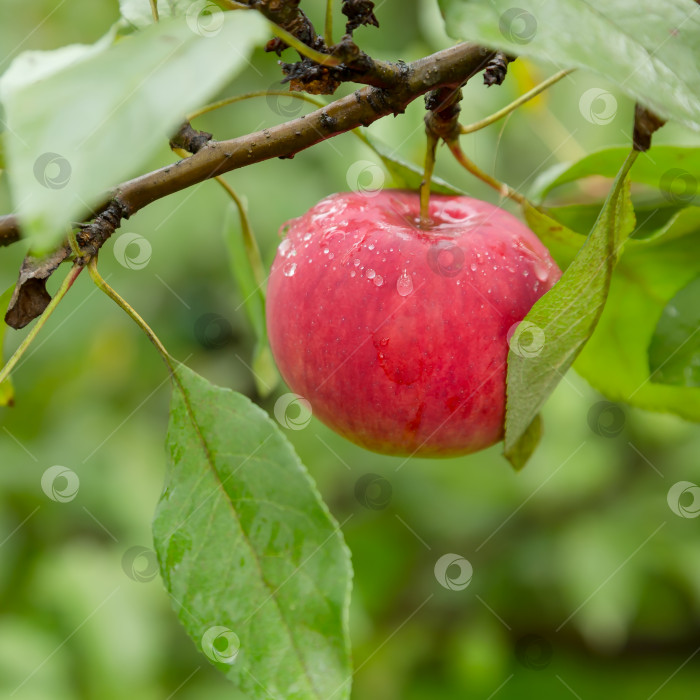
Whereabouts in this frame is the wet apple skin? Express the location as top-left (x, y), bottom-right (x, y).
top-left (266, 190), bottom-right (561, 457)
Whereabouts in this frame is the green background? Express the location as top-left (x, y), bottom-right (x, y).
top-left (1, 1), bottom-right (699, 698)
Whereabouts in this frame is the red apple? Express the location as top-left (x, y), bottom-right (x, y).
top-left (266, 190), bottom-right (560, 457)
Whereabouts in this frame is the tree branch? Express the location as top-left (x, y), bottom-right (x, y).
top-left (119, 44), bottom-right (491, 215)
top-left (0, 42), bottom-right (494, 327)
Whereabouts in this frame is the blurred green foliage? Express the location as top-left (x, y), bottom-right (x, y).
top-left (1, 0), bottom-right (699, 698)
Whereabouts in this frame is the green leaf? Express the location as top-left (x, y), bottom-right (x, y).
top-left (532, 146), bottom-right (700, 202)
top-left (648, 276), bottom-right (700, 387)
top-left (0, 286), bottom-right (15, 406)
top-left (574, 207), bottom-right (700, 420)
top-left (546, 199), bottom-right (686, 241)
top-left (154, 364), bottom-right (352, 699)
top-left (0, 28), bottom-right (119, 95)
top-left (438, 1), bottom-right (700, 131)
top-left (504, 153), bottom-right (636, 460)
top-left (251, 342), bottom-right (279, 397)
top-left (1, 12), bottom-right (267, 250)
top-left (521, 202), bottom-right (583, 270)
top-left (504, 413), bottom-right (542, 471)
top-left (119, 0), bottom-right (220, 30)
top-left (223, 203), bottom-right (280, 397)
top-left (363, 134), bottom-right (466, 195)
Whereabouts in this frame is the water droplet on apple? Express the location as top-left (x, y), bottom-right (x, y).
top-left (323, 247), bottom-right (330, 254)
top-left (396, 270), bottom-right (413, 296)
top-left (303, 232), bottom-right (312, 241)
top-left (366, 269), bottom-right (376, 280)
top-left (470, 263), bottom-right (477, 272)
top-left (534, 259), bottom-right (551, 282)
top-left (350, 270), bottom-right (356, 277)
top-left (328, 253), bottom-right (334, 260)
top-left (353, 258), bottom-right (361, 266)
top-left (374, 275), bottom-right (383, 287)
top-left (523, 270), bottom-right (530, 277)
top-left (278, 239), bottom-right (293, 257)
top-left (368, 244), bottom-right (375, 250)
top-left (283, 262), bottom-right (297, 277)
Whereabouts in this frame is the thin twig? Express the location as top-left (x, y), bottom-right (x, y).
top-left (87, 258), bottom-right (173, 370)
top-left (461, 68), bottom-right (574, 134)
top-left (447, 140), bottom-right (527, 205)
top-left (324, 0), bottom-right (334, 45)
top-left (187, 90), bottom-right (325, 121)
top-left (214, 177), bottom-right (267, 292)
top-left (269, 22), bottom-right (341, 66)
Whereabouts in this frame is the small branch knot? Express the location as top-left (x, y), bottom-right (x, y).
top-left (281, 58), bottom-right (343, 94)
top-left (169, 122), bottom-right (213, 154)
top-left (342, 0), bottom-right (379, 34)
top-left (424, 87), bottom-right (463, 142)
top-left (483, 52), bottom-right (515, 87)
top-left (75, 200), bottom-right (127, 259)
top-left (632, 103), bottom-right (666, 152)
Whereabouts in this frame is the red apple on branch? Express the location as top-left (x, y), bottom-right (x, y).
top-left (266, 190), bottom-right (561, 457)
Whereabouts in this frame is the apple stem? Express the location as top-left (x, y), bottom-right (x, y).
top-left (447, 140), bottom-right (527, 206)
top-left (420, 132), bottom-right (438, 226)
top-left (460, 68), bottom-right (574, 135)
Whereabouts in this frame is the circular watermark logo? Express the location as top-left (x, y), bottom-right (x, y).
top-left (498, 8), bottom-right (538, 44)
top-left (201, 626), bottom-right (240, 664)
top-left (121, 546), bottom-right (159, 582)
top-left (434, 553), bottom-right (473, 591)
top-left (427, 241), bottom-right (465, 277)
top-left (515, 634), bottom-right (553, 669)
top-left (659, 168), bottom-right (698, 204)
top-left (587, 401), bottom-right (625, 437)
top-left (274, 393), bottom-right (313, 430)
top-left (354, 473), bottom-right (392, 510)
top-left (194, 313), bottom-right (234, 350)
top-left (667, 481), bottom-right (700, 519)
top-left (579, 88), bottom-right (617, 125)
top-left (266, 84), bottom-right (305, 118)
top-left (507, 321), bottom-right (545, 358)
top-left (41, 465), bottom-right (79, 503)
top-left (346, 160), bottom-right (385, 197)
top-left (186, 1), bottom-right (224, 37)
top-left (113, 232), bottom-right (152, 270)
top-left (33, 152), bottom-right (72, 189)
